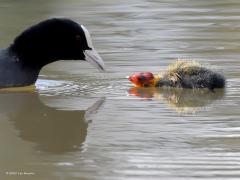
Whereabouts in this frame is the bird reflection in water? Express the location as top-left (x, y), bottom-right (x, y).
top-left (128, 87), bottom-right (225, 113)
top-left (0, 91), bottom-right (105, 154)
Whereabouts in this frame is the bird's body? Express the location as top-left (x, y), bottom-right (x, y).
top-left (128, 60), bottom-right (225, 90)
top-left (0, 49), bottom-right (39, 87)
top-left (0, 18), bottom-right (105, 88)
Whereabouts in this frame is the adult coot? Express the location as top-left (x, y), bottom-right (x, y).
top-left (0, 18), bottom-right (104, 88)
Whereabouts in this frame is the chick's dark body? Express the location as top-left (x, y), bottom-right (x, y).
top-left (156, 67), bottom-right (225, 90)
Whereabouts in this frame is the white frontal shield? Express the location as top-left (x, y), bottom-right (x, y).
top-left (81, 25), bottom-right (105, 71)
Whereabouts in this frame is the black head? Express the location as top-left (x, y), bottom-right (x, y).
top-left (10, 18), bottom-right (104, 70)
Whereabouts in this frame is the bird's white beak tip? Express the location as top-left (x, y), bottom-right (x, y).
top-left (84, 49), bottom-right (105, 72)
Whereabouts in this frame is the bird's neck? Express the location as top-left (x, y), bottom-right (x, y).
top-left (152, 74), bottom-right (161, 87)
top-left (8, 44), bottom-right (56, 70)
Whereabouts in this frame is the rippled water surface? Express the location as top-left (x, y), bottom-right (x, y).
top-left (0, 0), bottom-right (240, 179)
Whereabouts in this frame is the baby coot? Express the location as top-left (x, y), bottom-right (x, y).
top-left (0, 18), bottom-right (105, 88)
top-left (128, 60), bottom-right (225, 90)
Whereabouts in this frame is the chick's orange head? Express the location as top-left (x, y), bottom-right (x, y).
top-left (128, 72), bottom-right (155, 87)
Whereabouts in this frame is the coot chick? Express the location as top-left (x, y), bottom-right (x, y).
top-left (128, 60), bottom-right (225, 90)
top-left (0, 18), bottom-right (104, 88)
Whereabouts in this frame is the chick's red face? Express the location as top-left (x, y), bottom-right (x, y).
top-left (128, 72), bottom-right (154, 87)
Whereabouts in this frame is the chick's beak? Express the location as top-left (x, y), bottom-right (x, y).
top-left (128, 74), bottom-right (141, 87)
top-left (84, 49), bottom-right (105, 72)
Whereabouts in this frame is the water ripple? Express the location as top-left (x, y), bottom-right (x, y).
top-left (36, 78), bottom-right (130, 98)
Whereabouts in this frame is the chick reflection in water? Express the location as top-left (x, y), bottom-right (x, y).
top-left (0, 92), bottom-right (104, 153)
top-left (128, 87), bottom-right (224, 113)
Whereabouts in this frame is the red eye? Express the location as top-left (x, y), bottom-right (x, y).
top-left (138, 76), bottom-right (145, 81)
top-left (76, 35), bottom-right (81, 40)
top-left (138, 74), bottom-right (146, 82)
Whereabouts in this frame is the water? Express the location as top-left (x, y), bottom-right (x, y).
top-left (0, 0), bottom-right (240, 179)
